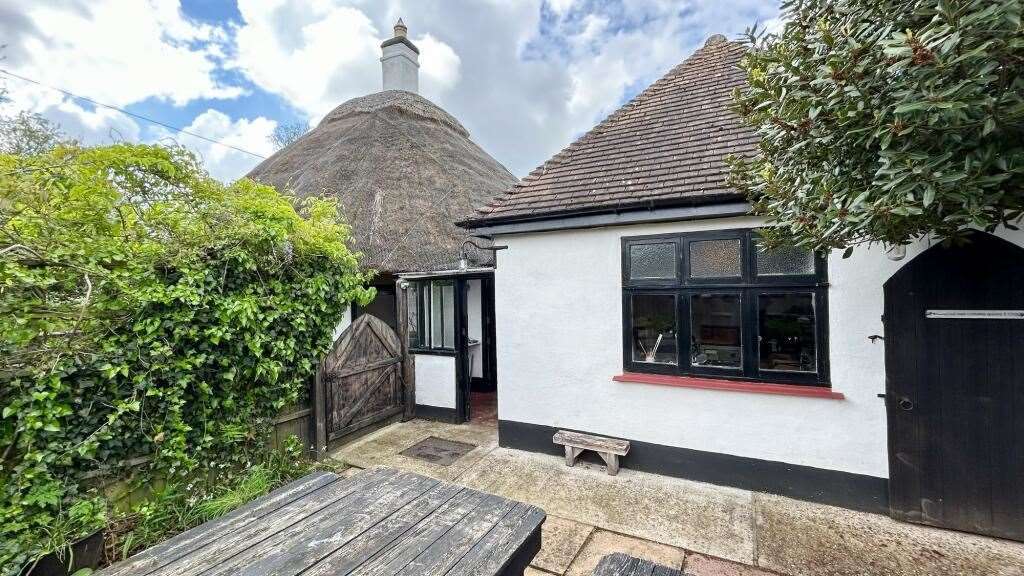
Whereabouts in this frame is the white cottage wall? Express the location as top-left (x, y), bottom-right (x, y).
top-left (492, 216), bottom-right (1024, 478)
top-left (414, 353), bottom-right (456, 409)
top-left (331, 306), bottom-right (352, 343)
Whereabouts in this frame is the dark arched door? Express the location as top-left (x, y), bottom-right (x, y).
top-left (884, 232), bottom-right (1024, 541)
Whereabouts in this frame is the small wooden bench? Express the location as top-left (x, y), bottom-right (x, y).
top-left (553, 430), bottom-right (630, 476)
top-left (592, 553), bottom-right (682, 576)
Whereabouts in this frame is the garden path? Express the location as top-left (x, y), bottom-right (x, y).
top-left (331, 419), bottom-right (1024, 576)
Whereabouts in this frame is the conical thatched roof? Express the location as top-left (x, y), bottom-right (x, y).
top-left (248, 90), bottom-right (516, 273)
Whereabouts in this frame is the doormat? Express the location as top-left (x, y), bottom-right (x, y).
top-left (400, 436), bottom-right (476, 466)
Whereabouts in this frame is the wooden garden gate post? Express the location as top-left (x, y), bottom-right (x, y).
top-left (396, 278), bottom-right (416, 421)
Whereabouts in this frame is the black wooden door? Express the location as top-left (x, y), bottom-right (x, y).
top-left (884, 232), bottom-right (1024, 541)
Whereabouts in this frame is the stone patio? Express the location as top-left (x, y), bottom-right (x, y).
top-left (329, 419), bottom-right (1024, 576)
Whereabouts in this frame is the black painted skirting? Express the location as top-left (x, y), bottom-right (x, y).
top-left (498, 419), bottom-right (889, 515)
top-left (414, 404), bottom-right (460, 424)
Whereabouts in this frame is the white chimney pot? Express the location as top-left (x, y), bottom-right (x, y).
top-left (381, 18), bottom-right (419, 93)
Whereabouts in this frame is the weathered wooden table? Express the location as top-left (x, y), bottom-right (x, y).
top-left (100, 467), bottom-right (545, 576)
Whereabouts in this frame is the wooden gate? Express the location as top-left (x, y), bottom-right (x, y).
top-left (313, 314), bottom-right (406, 453)
top-left (884, 231), bottom-right (1024, 541)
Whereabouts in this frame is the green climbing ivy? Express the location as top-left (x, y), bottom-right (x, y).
top-left (0, 143), bottom-right (374, 572)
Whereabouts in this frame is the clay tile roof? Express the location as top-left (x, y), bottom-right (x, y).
top-left (461, 38), bottom-right (756, 228)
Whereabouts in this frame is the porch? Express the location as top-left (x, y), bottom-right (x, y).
top-left (330, 419), bottom-right (1024, 576)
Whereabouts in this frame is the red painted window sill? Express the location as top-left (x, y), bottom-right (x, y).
top-left (613, 372), bottom-right (845, 400)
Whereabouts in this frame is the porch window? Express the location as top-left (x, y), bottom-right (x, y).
top-left (409, 279), bottom-right (455, 351)
top-left (622, 230), bottom-right (829, 386)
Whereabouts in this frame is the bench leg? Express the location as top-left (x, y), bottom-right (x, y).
top-left (597, 452), bottom-right (620, 476)
top-left (564, 446), bottom-right (583, 467)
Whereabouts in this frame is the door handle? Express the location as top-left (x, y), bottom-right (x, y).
top-left (898, 397), bottom-right (914, 411)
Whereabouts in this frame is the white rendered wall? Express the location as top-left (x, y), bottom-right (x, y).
top-left (414, 354), bottom-right (455, 408)
top-left (330, 306), bottom-right (352, 343)
top-left (493, 217), bottom-right (1024, 478)
top-left (467, 279), bottom-right (483, 378)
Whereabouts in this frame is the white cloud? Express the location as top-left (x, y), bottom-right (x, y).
top-left (0, 0), bottom-right (249, 176)
top-left (50, 100), bottom-right (143, 145)
top-left (231, 2), bottom-right (382, 121)
top-left (325, 0), bottom-right (781, 177)
top-left (547, 0), bottom-right (577, 15)
top-left (0, 0), bottom-right (783, 182)
top-left (762, 16), bottom-right (787, 35)
top-left (151, 109), bottom-right (276, 182)
top-left (417, 34), bottom-right (462, 101)
top-left (6, 0), bottom-right (240, 109)
top-left (231, 1), bottom-right (463, 123)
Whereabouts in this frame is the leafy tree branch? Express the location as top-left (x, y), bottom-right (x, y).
top-left (730, 0), bottom-right (1024, 251)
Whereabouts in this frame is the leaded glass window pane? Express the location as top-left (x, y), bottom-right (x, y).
top-left (756, 243), bottom-right (815, 276)
top-left (758, 293), bottom-right (816, 372)
top-left (690, 294), bottom-right (742, 368)
top-left (630, 294), bottom-right (678, 364)
top-left (629, 242), bottom-right (676, 280)
top-left (689, 239), bottom-right (742, 278)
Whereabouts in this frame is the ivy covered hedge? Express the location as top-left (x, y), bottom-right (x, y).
top-left (0, 143), bottom-right (374, 572)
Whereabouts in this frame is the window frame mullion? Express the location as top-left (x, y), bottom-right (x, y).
top-left (677, 290), bottom-right (690, 375)
top-left (742, 287), bottom-right (759, 377)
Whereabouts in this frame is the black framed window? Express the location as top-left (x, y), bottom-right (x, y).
top-left (409, 279), bottom-right (456, 352)
top-left (621, 229), bottom-right (829, 386)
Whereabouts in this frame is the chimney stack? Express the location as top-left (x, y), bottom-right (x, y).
top-left (380, 18), bottom-right (419, 93)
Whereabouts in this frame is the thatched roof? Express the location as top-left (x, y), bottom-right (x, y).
top-left (248, 90), bottom-right (516, 273)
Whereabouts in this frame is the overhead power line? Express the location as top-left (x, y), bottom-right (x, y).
top-left (0, 68), bottom-right (267, 159)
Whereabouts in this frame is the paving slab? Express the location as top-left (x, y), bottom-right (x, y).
top-left (684, 553), bottom-right (778, 576)
top-left (327, 419), bottom-right (1024, 576)
top-left (754, 493), bottom-right (1024, 576)
top-left (525, 567), bottom-right (557, 576)
top-left (564, 529), bottom-right (685, 576)
top-left (338, 466), bottom-right (363, 478)
top-left (459, 448), bottom-right (755, 564)
top-left (327, 419), bottom-right (498, 482)
top-left (531, 515), bottom-right (595, 574)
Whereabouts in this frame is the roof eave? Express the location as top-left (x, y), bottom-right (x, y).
top-left (458, 193), bottom-right (750, 231)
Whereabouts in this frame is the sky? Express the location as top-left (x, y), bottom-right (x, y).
top-left (0, 0), bottom-right (781, 182)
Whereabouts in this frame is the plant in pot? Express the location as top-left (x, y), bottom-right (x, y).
top-left (27, 498), bottom-right (107, 576)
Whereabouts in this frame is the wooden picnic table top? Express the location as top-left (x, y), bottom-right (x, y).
top-left (99, 467), bottom-right (546, 576)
